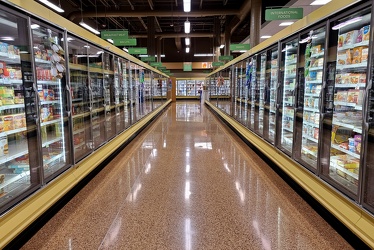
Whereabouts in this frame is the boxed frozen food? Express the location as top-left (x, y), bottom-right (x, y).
top-left (357, 25), bottom-right (370, 42)
top-left (0, 136), bottom-right (8, 156)
top-left (13, 114), bottom-right (25, 129)
top-left (343, 30), bottom-right (359, 45)
top-left (311, 45), bottom-right (322, 54)
top-left (361, 47), bottom-right (369, 63)
top-left (2, 115), bottom-right (13, 131)
top-left (352, 46), bottom-right (365, 64)
top-left (335, 91), bottom-right (348, 102)
top-left (338, 34), bottom-right (346, 48)
top-left (0, 174), bottom-right (4, 184)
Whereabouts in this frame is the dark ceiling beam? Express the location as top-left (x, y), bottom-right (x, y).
top-left (130, 33), bottom-right (224, 39)
top-left (175, 0), bottom-right (178, 7)
top-left (230, 0), bottom-right (252, 34)
top-left (200, 0), bottom-right (203, 9)
top-left (68, 10), bottom-right (239, 21)
top-left (138, 17), bottom-right (148, 30)
top-left (155, 17), bottom-right (162, 32)
top-left (223, 0), bottom-right (228, 5)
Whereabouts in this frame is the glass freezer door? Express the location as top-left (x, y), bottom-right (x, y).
top-left (31, 23), bottom-right (70, 179)
top-left (321, 8), bottom-right (371, 196)
top-left (103, 52), bottom-right (116, 140)
top-left (295, 27), bottom-right (326, 170)
top-left (0, 10), bottom-right (41, 213)
top-left (278, 38), bottom-right (299, 154)
top-left (255, 53), bottom-right (266, 135)
top-left (67, 36), bottom-right (92, 162)
top-left (264, 47), bottom-right (279, 143)
top-left (89, 47), bottom-right (105, 148)
top-left (249, 57), bottom-right (257, 130)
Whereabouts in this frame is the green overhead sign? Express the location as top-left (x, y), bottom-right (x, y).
top-left (128, 47), bottom-right (147, 54)
top-left (113, 38), bottom-right (137, 46)
top-left (265, 8), bottom-right (303, 21)
top-left (183, 62), bottom-right (192, 72)
top-left (150, 62), bottom-right (163, 67)
top-left (141, 56), bottom-right (156, 62)
top-left (162, 70), bottom-right (171, 74)
top-left (157, 66), bottom-right (167, 70)
top-left (230, 44), bottom-right (250, 51)
top-left (101, 30), bottom-right (128, 39)
top-left (212, 62), bottom-right (224, 67)
top-left (219, 55), bottom-right (233, 61)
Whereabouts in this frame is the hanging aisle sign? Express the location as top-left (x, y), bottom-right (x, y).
top-left (141, 56), bottom-right (156, 62)
top-left (128, 48), bottom-right (147, 54)
top-left (212, 62), bottom-right (224, 67)
top-left (265, 8), bottom-right (303, 21)
top-left (183, 62), bottom-right (192, 71)
top-left (219, 55), bottom-right (233, 61)
top-left (101, 30), bottom-right (129, 39)
top-left (150, 62), bottom-right (163, 67)
top-left (230, 44), bottom-right (250, 51)
top-left (113, 38), bottom-right (137, 46)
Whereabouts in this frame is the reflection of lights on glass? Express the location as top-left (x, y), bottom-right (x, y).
top-left (185, 218), bottom-right (192, 250)
top-left (186, 164), bottom-right (190, 173)
top-left (185, 181), bottom-right (191, 200)
top-left (224, 163), bottom-right (231, 173)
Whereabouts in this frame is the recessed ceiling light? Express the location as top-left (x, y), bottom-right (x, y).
top-left (261, 35), bottom-right (272, 39)
top-left (279, 22), bottom-right (294, 26)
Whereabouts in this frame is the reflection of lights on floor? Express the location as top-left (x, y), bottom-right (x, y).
top-left (235, 181), bottom-right (245, 203)
top-left (127, 183), bottom-right (142, 202)
top-left (186, 164), bottom-right (190, 173)
top-left (224, 163), bottom-right (231, 173)
top-left (252, 220), bottom-right (271, 250)
top-left (185, 218), bottom-right (192, 250)
top-left (152, 148), bottom-right (157, 157)
top-left (145, 163), bottom-right (151, 174)
top-left (185, 181), bottom-right (191, 200)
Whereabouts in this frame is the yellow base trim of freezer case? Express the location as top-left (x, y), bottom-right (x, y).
top-left (205, 101), bottom-right (374, 248)
top-left (0, 100), bottom-right (171, 249)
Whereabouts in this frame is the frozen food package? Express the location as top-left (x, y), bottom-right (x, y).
top-left (343, 30), bottom-right (359, 45)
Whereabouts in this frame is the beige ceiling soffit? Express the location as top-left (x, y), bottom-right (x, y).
top-left (68, 10), bottom-right (239, 21)
top-left (230, 0), bottom-right (252, 34)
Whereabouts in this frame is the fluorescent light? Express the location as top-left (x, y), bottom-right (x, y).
top-left (96, 51), bottom-right (104, 54)
top-left (61, 37), bottom-right (74, 42)
top-left (261, 35), bottom-right (271, 39)
top-left (185, 37), bottom-right (190, 46)
top-left (184, 20), bottom-right (190, 34)
top-left (107, 39), bottom-right (114, 44)
top-left (332, 17), bottom-right (363, 30)
top-left (279, 22), bottom-right (294, 26)
top-left (239, 50), bottom-right (246, 53)
top-left (310, 0), bottom-right (331, 5)
top-left (123, 47), bottom-right (128, 52)
top-left (186, 47), bottom-right (190, 53)
top-left (219, 44), bottom-right (225, 49)
top-left (79, 20), bottom-right (100, 35)
top-left (194, 53), bottom-right (215, 57)
top-left (83, 45), bottom-right (90, 48)
top-left (31, 24), bottom-right (40, 29)
top-left (1, 37), bottom-right (14, 41)
top-left (183, 0), bottom-right (191, 12)
top-left (38, 0), bottom-right (64, 13)
top-left (138, 54), bottom-right (165, 57)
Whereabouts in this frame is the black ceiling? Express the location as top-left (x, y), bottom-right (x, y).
top-left (47, 0), bottom-right (290, 62)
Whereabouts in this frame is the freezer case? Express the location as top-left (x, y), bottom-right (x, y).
top-left (31, 22), bottom-right (71, 179)
top-left (295, 26), bottom-right (326, 170)
top-left (254, 53), bottom-right (266, 135)
top-left (0, 9), bottom-right (41, 212)
top-left (321, 7), bottom-right (371, 196)
top-left (103, 52), bottom-right (116, 140)
top-left (67, 36), bottom-right (92, 162)
top-left (263, 47), bottom-right (279, 143)
top-left (277, 38), bottom-right (299, 155)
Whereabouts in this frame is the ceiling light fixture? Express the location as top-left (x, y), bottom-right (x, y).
top-left (31, 24), bottom-right (40, 29)
top-left (107, 39), bottom-right (114, 44)
top-left (186, 47), bottom-right (190, 53)
top-left (0, 37), bottom-right (14, 41)
top-left (80, 20), bottom-right (100, 35)
top-left (38, 0), bottom-right (64, 13)
top-left (220, 44), bottom-right (225, 49)
top-left (183, 0), bottom-right (191, 12)
top-left (184, 19), bottom-right (190, 34)
top-left (185, 37), bottom-right (190, 46)
top-left (123, 47), bottom-right (128, 52)
top-left (332, 16), bottom-right (363, 30)
top-left (310, 0), bottom-right (331, 5)
top-left (138, 54), bottom-right (165, 57)
top-left (194, 53), bottom-right (215, 57)
top-left (261, 35), bottom-right (272, 39)
top-left (279, 22), bottom-right (294, 26)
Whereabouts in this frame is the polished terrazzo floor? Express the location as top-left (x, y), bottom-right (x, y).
top-left (22, 102), bottom-right (352, 249)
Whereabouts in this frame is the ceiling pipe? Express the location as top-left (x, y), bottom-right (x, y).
top-left (68, 9), bottom-right (239, 21)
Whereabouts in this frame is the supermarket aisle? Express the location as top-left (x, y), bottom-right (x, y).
top-left (21, 102), bottom-right (352, 249)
